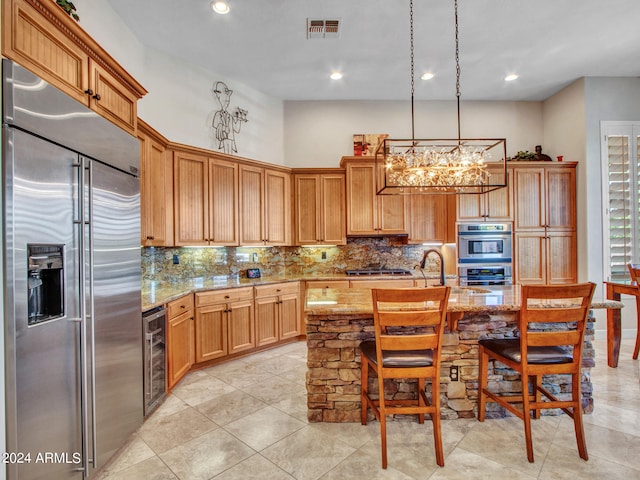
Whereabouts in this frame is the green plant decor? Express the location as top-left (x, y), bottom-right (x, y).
top-left (511, 150), bottom-right (536, 161)
top-left (56, 0), bottom-right (79, 21)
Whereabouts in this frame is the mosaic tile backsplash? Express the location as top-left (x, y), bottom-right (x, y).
top-left (142, 238), bottom-right (456, 282)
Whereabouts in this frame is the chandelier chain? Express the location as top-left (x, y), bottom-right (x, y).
top-left (409, 0), bottom-right (415, 141)
top-left (454, 0), bottom-right (462, 142)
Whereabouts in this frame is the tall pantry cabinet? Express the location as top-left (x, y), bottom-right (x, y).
top-left (512, 162), bottom-right (577, 284)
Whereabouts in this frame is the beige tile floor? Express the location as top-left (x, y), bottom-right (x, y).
top-left (97, 339), bottom-right (640, 480)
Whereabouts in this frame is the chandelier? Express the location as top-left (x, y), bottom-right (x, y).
top-left (376, 0), bottom-right (507, 195)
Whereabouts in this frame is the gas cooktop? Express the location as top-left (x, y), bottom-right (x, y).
top-left (345, 269), bottom-right (412, 276)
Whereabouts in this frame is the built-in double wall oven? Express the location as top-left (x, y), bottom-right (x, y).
top-left (457, 223), bottom-right (513, 285)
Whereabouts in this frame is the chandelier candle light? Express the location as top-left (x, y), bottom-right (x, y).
top-left (377, 0), bottom-right (507, 195)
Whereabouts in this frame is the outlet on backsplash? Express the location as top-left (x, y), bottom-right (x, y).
top-left (321, 251), bottom-right (327, 260)
top-left (252, 252), bottom-right (258, 262)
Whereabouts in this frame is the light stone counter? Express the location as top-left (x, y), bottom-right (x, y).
top-left (141, 271), bottom-right (452, 311)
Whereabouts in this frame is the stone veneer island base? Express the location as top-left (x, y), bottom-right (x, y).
top-left (304, 287), bottom-right (619, 423)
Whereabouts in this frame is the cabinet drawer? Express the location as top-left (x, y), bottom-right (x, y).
top-left (349, 279), bottom-right (415, 289)
top-left (254, 282), bottom-right (300, 298)
top-left (196, 287), bottom-right (253, 306)
top-left (305, 280), bottom-right (350, 289)
top-left (167, 293), bottom-right (194, 319)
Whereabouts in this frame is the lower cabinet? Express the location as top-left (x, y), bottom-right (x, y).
top-left (195, 287), bottom-right (255, 362)
top-left (167, 294), bottom-right (194, 390)
top-left (254, 282), bottom-right (301, 346)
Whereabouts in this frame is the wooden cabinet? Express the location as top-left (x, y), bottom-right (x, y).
top-left (512, 162), bottom-right (577, 284)
top-left (2, 0), bottom-right (146, 134)
top-left (240, 165), bottom-right (292, 245)
top-left (173, 150), bottom-right (209, 246)
top-left (294, 171), bottom-right (346, 245)
top-left (409, 195), bottom-right (456, 244)
top-left (167, 294), bottom-right (194, 390)
top-left (457, 166), bottom-right (512, 222)
top-left (341, 157), bottom-right (408, 235)
top-left (195, 287), bottom-right (255, 362)
top-left (305, 280), bottom-right (350, 289)
top-left (254, 282), bottom-right (301, 346)
top-left (173, 149), bottom-right (240, 246)
top-left (139, 120), bottom-right (173, 246)
top-left (348, 279), bottom-right (415, 289)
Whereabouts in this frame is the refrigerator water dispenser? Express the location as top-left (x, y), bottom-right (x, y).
top-left (27, 244), bottom-right (64, 325)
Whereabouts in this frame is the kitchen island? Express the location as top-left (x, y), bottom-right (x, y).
top-left (304, 286), bottom-right (622, 422)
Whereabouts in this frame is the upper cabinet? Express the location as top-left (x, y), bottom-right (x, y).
top-left (408, 195), bottom-right (456, 244)
top-left (294, 170), bottom-right (346, 245)
top-left (2, 0), bottom-right (147, 135)
top-left (239, 165), bottom-right (292, 246)
top-left (172, 147), bottom-right (240, 247)
top-left (457, 165), bottom-right (513, 222)
top-left (139, 120), bottom-right (173, 246)
top-left (341, 157), bottom-right (408, 236)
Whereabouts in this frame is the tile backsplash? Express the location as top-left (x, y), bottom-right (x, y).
top-left (142, 238), bottom-right (457, 282)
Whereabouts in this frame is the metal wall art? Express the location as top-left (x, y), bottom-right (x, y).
top-left (210, 81), bottom-right (248, 155)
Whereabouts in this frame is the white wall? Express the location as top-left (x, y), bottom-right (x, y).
top-left (284, 100), bottom-right (544, 168)
top-left (77, 1), bottom-right (285, 165)
top-left (544, 76), bottom-right (640, 337)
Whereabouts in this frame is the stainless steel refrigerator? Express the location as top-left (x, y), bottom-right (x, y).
top-left (2, 59), bottom-right (143, 479)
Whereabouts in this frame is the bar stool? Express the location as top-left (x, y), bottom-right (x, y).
top-left (626, 263), bottom-right (640, 359)
top-left (360, 286), bottom-right (450, 468)
top-left (477, 282), bottom-right (596, 463)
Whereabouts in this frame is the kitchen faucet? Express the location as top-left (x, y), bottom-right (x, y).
top-left (419, 248), bottom-right (446, 286)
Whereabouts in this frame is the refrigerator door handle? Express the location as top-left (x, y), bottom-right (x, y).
top-left (87, 158), bottom-right (98, 471)
top-left (76, 157), bottom-right (90, 477)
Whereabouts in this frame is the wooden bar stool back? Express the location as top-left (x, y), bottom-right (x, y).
top-left (477, 282), bottom-right (596, 463)
top-left (360, 286), bottom-right (450, 469)
top-left (626, 263), bottom-right (640, 359)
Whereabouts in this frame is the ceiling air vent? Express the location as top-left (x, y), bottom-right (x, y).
top-left (307, 19), bottom-right (341, 39)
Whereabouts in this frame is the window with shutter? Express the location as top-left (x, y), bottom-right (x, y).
top-left (601, 122), bottom-right (640, 282)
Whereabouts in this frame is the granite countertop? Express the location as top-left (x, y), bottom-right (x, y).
top-left (142, 270), bottom-right (451, 311)
top-left (304, 286), bottom-right (623, 316)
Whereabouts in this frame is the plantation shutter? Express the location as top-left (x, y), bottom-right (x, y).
top-left (602, 123), bottom-right (640, 282)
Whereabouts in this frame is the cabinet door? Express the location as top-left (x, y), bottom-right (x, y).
top-left (3, 0), bottom-right (89, 106)
top-left (167, 310), bottom-right (194, 390)
top-left (265, 169), bottom-right (291, 245)
top-left (378, 195), bottom-right (408, 234)
top-left (485, 168), bottom-right (512, 220)
top-left (195, 304), bottom-right (227, 362)
top-left (514, 232), bottom-right (546, 284)
top-left (210, 159), bottom-right (239, 245)
top-left (174, 151), bottom-right (209, 246)
top-left (546, 167), bottom-right (576, 230)
top-left (346, 162), bottom-right (377, 235)
top-left (89, 59), bottom-right (138, 135)
top-left (410, 195), bottom-right (452, 243)
top-left (295, 175), bottom-right (321, 245)
top-left (321, 174), bottom-right (346, 245)
top-left (239, 165), bottom-right (265, 244)
top-left (227, 300), bottom-right (255, 354)
top-left (457, 193), bottom-right (484, 221)
top-left (514, 167), bottom-right (546, 230)
top-left (140, 132), bottom-right (173, 246)
top-left (279, 292), bottom-right (301, 339)
top-left (546, 231), bottom-right (577, 284)
top-left (255, 296), bottom-right (279, 346)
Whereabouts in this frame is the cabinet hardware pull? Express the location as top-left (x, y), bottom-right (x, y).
top-left (224, 295), bottom-right (230, 299)
top-left (180, 305), bottom-right (185, 309)
top-left (93, 93), bottom-right (101, 101)
top-left (84, 89), bottom-right (93, 95)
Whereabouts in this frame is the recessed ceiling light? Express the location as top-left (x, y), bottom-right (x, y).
top-left (330, 72), bottom-right (343, 80)
top-left (505, 74), bottom-right (518, 82)
top-left (211, 1), bottom-right (230, 14)
top-left (421, 72), bottom-right (434, 80)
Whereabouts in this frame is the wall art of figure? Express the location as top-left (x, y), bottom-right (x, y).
top-left (210, 81), bottom-right (248, 155)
